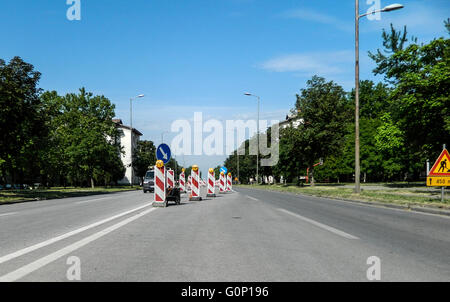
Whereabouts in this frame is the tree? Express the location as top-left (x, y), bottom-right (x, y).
top-left (133, 140), bottom-right (156, 183)
top-left (51, 88), bottom-right (123, 188)
top-left (293, 76), bottom-right (352, 185)
top-left (369, 22), bottom-right (449, 166)
top-left (368, 24), bottom-right (415, 82)
top-left (0, 57), bottom-right (42, 185)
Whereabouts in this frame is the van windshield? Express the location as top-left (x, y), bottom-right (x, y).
top-left (144, 171), bottom-right (154, 179)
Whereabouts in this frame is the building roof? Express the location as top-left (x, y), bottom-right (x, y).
top-left (112, 119), bottom-right (143, 136)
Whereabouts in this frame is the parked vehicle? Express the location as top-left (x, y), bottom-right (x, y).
top-left (143, 169), bottom-right (155, 193)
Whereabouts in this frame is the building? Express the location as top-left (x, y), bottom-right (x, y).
top-left (279, 114), bottom-right (304, 130)
top-left (112, 119), bottom-right (143, 185)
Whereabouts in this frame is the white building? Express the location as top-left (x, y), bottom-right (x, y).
top-left (113, 119), bottom-right (142, 185)
top-left (279, 114), bottom-right (304, 129)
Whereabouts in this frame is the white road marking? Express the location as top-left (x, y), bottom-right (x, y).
top-left (277, 208), bottom-right (359, 240)
top-left (0, 203), bottom-right (152, 265)
top-left (0, 212), bottom-right (17, 217)
top-left (0, 207), bottom-right (156, 282)
top-left (75, 197), bottom-right (110, 204)
top-left (246, 195), bottom-right (259, 201)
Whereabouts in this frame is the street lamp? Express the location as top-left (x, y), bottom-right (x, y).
top-left (244, 92), bottom-right (260, 185)
top-left (354, 1), bottom-right (403, 193)
top-left (130, 94), bottom-right (145, 186)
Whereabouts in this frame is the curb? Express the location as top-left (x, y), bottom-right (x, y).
top-left (236, 186), bottom-right (450, 217)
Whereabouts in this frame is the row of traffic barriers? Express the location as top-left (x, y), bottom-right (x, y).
top-left (152, 160), bottom-right (233, 208)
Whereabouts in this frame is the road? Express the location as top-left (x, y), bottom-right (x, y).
top-left (0, 186), bottom-right (449, 281)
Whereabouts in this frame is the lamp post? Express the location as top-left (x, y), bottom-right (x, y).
top-left (244, 92), bottom-right (260, 185)
top-left (354, 2), bottom-right (403, 193)
top-left (130, 94), bottom-right (145, 186)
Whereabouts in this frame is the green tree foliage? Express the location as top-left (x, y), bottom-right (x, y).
top-left (0, 57), bottom-right (42, 185)
top-left (388, 38), bottom-right (450, 162)
top-left (51, 88), bottom-right (125, 188)
top-left (292, 76), bottom-right (352, 184)
top-left (133, 140), bottom-right (156, 182)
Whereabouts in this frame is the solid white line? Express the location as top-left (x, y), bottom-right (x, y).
top-left (246, 195), bottom-right (259, 201)
top-left (0, 207), bottom-right (156, 282)
top-left (0, 212), bottom-right (17, 217)
top-left (278, 208), bottom-right (359, 240)
top-left (0, 203), bottom-right (152, 265)
top-left (75, 197), bottom-right (110, 204)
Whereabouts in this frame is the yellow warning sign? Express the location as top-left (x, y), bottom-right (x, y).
top-left (427, 177), bottom-right (450, 187)
top-left (427, 149), bottom-right (450, 187)
top-left (428, 149), bottom-right (450, 177)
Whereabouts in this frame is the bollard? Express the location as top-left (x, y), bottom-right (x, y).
top-left (189, 165), bottom-right (202, 201)
top-left (227, 172), bottom-right (232, 192)
top-left (153, 160), bottom-right (167, 207)
top-left (207, 168), bottom-right (216, 197)
top-left (179, 169), bottom-right (186, 193)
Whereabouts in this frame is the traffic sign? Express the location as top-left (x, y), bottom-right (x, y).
top-left (427, 148), bottom-right (450, 187)
top-left (428, 149), bottom-right (450, 176)
top-left (156, 143), bottom-right (171, 164)
top-left (220, 166), bottom-right (228, 174)
top-left (427, 177), bottom-right (450, 187)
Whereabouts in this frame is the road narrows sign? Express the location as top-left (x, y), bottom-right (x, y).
top-left (427, 148), bottom-right (450, 187)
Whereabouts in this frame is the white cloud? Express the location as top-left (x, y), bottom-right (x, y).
top-left (280, 8), bottom-right (352, 32)
top-left (259, 51), bottom-right (353, 77)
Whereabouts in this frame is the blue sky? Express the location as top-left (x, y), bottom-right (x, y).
top-left (1, 0), bottom-right (449, 173)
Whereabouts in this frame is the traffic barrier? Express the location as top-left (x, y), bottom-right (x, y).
top-left (227, 172), bottom-right (232, 192)
top-left (179, 169), bottom-right (186, 193)
top-left (219, 172), bottom-right (226, 194)
top-left (167, 169), bottom-right (174, 188)
top-left (207, 168), bottom-right (216, 197)
top-left (189, 165), bottom-right (202, 201)
top-left (153, 160), bottom-right (167, 207)
top-left (187, 175), bottom-right (192, 192)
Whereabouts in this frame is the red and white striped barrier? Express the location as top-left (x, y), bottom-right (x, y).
top-left (167, 169), bottom-right (174, 188)
top-left (153, 161), bottom-right (166, 207)
top-left (207, 168), bottom-right (216, 197)
top-left (187, 175), bottom-right (192, 192)
top-left (227, 173), bottom-right (232, 192)
top-left (179, 170), bottom-right (186, 193)
top-left (219, 172), bottom-right (225, 194)
top-left (189, 165), bottom-right (202, 201)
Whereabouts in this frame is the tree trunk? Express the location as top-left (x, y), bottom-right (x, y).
top-left (91, 177), bottom-right (95, 189)
top-left (310, 167), bottom-right (315, 187)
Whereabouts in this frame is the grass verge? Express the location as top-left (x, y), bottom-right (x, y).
top-left (236, 184), bottom-right (450, 210)
top-left (0, 186), bottom-right (141, 203)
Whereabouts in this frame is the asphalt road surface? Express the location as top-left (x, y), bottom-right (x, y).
top-left (0, 186), bottom-right (449, 282)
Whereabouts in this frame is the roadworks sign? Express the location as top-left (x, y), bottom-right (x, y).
top-left (427, 148), bottom-right (450, 187)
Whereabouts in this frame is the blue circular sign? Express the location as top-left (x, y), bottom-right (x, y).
top-left (220, 166), bottom-right (228, 174)
top-left (156, 144), bottom-right (171, 164)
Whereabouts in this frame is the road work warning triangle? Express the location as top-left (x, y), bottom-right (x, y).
top-left (428, 149), bottom-right (450, 176)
